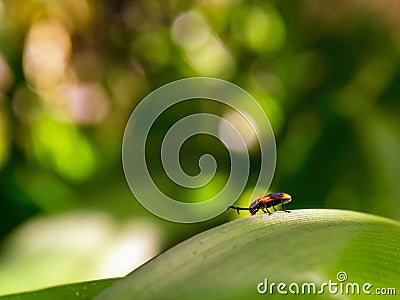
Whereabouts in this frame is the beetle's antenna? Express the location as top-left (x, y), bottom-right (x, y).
top-left (227, 205), bottom-right (250, 215)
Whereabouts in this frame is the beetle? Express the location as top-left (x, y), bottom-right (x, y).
top-left (227, 192), bottom-right (292, 215)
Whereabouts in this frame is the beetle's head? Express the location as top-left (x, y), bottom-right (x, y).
top-left (249, 199), bottom-right (260, 215)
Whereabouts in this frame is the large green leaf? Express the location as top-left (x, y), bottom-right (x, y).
top-left (0, 278), bottom-right (119, 300)
top-left (95, 209), bottom-right (400, 299)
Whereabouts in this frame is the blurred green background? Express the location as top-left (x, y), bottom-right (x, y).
top-left (0, 0), bottom-right (400, 296)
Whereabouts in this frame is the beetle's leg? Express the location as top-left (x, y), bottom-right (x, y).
top-left (281, 202), bottom-right (291, 213)
top-left (265, 207), bottom-right (272, 214)
top-left (272, 206), bottom-right (277, 212)
top-left (259, 204), bottom-right (268, 214)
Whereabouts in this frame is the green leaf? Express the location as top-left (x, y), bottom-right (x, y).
top-left (0, 278), bottom-right (120, 300)
top-left (95, 209), bottom-right (400, 299)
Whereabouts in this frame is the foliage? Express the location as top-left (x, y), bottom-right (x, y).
top-left (0, 279), bottom-right (118, 300)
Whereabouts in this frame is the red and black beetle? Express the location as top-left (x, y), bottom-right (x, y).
top-left (227, 192), bottom-right (292, 215)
